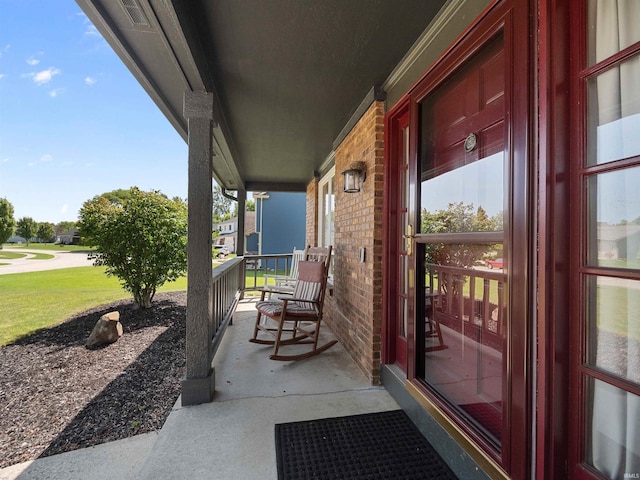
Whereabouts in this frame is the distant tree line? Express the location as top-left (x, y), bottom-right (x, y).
top-left (0, 197), bottom-right (76, 246)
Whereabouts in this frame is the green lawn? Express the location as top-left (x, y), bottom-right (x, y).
top-left (0, 262), bottom-right (281, 345)
top-left (0, 251), bottom-right (54, 261)
top-left (597, 284), bottom-right (640, 340)
top-left (27, 253), bottom-right (55, 260)
top-left (244, 269), bottom-right (287, 292)
top-left (598, 258), bottom-right (640, 270)
top-left (0, 251), bottom-right (27, 260)
top-left (426, 274), bottom-right (501, 305)
top-left (0, 266), bottom-right (186, 346)
top-left (2, 243), bottom-right (94, 252)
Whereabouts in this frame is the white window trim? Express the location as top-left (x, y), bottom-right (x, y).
top-left (317, 166), bottom-right (335, 247)
top-left (318, 166), bottom-right (335, 279)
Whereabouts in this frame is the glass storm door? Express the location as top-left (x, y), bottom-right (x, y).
top-left (410, 17), bottom-right (530, 472)
top-left (418, 32), bottom-right (507, 451)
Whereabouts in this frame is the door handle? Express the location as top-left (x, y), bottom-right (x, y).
top-left (403, 225), bottom-right (415, 255)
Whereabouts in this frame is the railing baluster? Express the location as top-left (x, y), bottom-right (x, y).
top-left (208, 257), bottom-right (244, 366)
top-left (469, 272), bottom-right (476, 322)
top-left (242, 253), bottom-right (293, 293)
top-left (425, 263), bottom-right (506, 352)
top-left (483, 278), bottom-right (491, 330)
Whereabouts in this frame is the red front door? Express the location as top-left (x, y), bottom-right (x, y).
top-left (385, 107), bottom-right (411, 372)
top-left (385, 1), bottom-right (531, 477)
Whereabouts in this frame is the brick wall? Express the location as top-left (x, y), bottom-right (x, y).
top-left (308, 101), bottom-right (385, 384)
top-left (306, 179), bottom-right (318, 248)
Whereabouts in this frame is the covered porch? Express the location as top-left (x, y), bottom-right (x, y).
top-left (73, 0), bottom-right (455, 406)
top-left (135, 297), bottom-right (400, 479)
top-left (71, 1), bottom-right (508, 478)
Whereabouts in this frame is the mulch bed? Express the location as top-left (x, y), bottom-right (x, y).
top-left (0, 291), bottom-right (186, 469)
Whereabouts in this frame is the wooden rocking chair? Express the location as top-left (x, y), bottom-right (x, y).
top-left (249, 246), bottom-right (336, 361)
top-left (263, 247), bottom-right (307, 295)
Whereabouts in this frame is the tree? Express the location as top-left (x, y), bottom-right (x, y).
top-left (55, 221), bottom-right (76, 235)
top-left (78, 187), bottom-right (188, 308)
top-left (37, 222), bottom-right (55, 243)
top-left (421, 202), bottom-right (503, 311)
top-left (421, 202), bottom-right (489, 268)
top-left (101, 188), bottom-right (136, 205)
top-left (246, 200), bottom-right (255, 212)
top-left (15, 217), bottom-right (38, 246)
top-left (212, 184), bottom-right (233, 222)
top-left (0, 198), bottom-right (15, 244)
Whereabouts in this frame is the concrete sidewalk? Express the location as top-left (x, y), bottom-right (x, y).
top-left (0, 433), bottom-right (159, 480)
top-left (1, 299), bottom-right (400, 479)
top-left (0, 249), bottom-right (93, 275)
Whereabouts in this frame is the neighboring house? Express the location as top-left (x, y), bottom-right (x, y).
top-left (6, 235), bottom-right (26, 244)
top-left (254, 192), bottom-right (306, 256)
top-left (597, 223), bottom-right (640, 261)
top-left (56, 228), bottom-right (81, 245)
top-left (77, 2), bottom-right (640, 479)
top-left (214, 195), bottom-right (305, 256)
top-left (213, 211), bottom-right (256, 254)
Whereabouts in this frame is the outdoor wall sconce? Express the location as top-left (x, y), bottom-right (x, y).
top-left (342, 161), bottom-right (367, 193)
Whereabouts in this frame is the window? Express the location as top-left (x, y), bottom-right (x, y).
top-left (573, 2), bottom-right (640, 478)
top-left (318, 167), bottom-right (335, 276)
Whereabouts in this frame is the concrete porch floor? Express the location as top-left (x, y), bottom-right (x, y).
top-left (1, 298), bottom-right (400, 480)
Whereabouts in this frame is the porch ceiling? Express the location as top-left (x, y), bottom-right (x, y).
top-left (76, 0), bottom-right (447, 191)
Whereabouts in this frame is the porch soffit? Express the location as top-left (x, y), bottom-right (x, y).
top-left (75, 0), bottom-right (447, 191)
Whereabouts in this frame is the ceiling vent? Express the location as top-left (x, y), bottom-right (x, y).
top-left (120, 0), bottom-right (150, 27)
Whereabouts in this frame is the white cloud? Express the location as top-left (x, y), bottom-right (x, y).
top-left (49, 88), bottom-right (64, 98)
top-left (0, 73), bottom-right (5, 80)
top-left (28, 154), bottom-right (53, 167)
top-left (76, 13), bottom-right (104, 45)
top-left (1, 158), bottom-right (9, 163)
top-left (26, 51), bottom-right (44, 65)
top-left (85, 24), bottom-right (99, 36)
top-left (28, 67), bottom-right (61, 85)
top-left (0, 44), bottom-right (10, 57)
top-left (62, 161), bottom-right (73, 167)
top-left (84, 76), bottom-right (97, 85)
top-left (60, 204), bottom-right (69, 214)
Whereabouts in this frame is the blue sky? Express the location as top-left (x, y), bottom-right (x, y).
top-left (0, 1), bottom-right (188, 224)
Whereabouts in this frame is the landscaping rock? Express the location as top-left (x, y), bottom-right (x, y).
top-left (86, 311), bottom-right (123, 348)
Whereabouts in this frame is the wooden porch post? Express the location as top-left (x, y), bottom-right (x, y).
top-left (237, 189), bottom-right (247, 298)
top-left (236, 189), bottom-right (246, 255)
top-left (182, 91), bottom-right (214, 406)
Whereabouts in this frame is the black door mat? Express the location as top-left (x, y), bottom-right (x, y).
top-left (275, 410), bottom-right (458, 479)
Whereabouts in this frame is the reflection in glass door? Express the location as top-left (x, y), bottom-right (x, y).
top-left (417, 34), bottom-right (507, 450)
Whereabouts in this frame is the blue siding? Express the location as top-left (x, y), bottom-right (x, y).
top-left (256, 192), bottom-right (306, 264)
